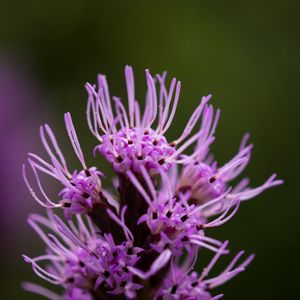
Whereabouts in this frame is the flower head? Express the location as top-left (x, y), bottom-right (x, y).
top-left (23, 66), bottom-right (282, 300)
top-left (176, 103), bottom-right (283, 211)
top-left (156, 241), bottom-right (254, 300)
top-left (86, 66), bottom-right (211, 175)
top-left (23, 210), bottom-right (144, 299)
top-left (128, 166), bottom-right (237, 256)
top-left (23, 113), bottom-right (106, 218)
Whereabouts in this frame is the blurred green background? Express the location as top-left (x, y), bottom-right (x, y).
top-left (0, 1), bottom-right (299, 299)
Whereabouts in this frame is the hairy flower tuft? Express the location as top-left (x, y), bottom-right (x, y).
top-left (86, 66), bottom-right (211, 175)
top-left (22, 66), bottom-right (282, 300)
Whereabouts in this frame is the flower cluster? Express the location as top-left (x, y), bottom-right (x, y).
top-left (23, 66), bottom-right (282, 300)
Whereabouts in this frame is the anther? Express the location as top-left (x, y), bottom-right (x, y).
top-left (209, 176), bottom-right (217, 183)
top-left (180, 215), bottom-right (188, 222)
top-left (103, 271), bottom-right (110, 278)
top-left (158, 158), bottom-right (165, 165)
top-left (67, 277), bottom-right (74, 283)
top-left (169, 141), bottom-right (177, 147)
top-left (116, 156), bottom-right (123, 162)
top-left (178, 185), bottom-right (191, 194)
top-left (82, 192), bottom-right (89, 198)
top-left (196, 224), bottom-right (205, 231)
top-left (171, 285), bottom-right (178, 294)
top-left (84, 168), bottom-right (91, 177)
top-left (79, 261), bottom-right (85, 267)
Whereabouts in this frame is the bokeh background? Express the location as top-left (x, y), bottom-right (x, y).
top-left (0, 1), bottom-right (299, 299)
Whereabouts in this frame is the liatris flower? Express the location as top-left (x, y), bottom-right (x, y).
top-left (23, 113), bottom-right (104, 215)
top-left (86, 67), bottom-right (211, 175)
top-left (23, 66), bottom-right (282, 300)
top-left (23, 210), bottom-right (144, 299)
top-left (155, 241), bottom-right (255, 300)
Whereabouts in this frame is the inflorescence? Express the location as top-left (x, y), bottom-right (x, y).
top-left (22, 66), bottom-right (282, 300)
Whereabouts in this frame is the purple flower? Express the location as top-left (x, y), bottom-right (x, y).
top-left (23, 209), bottom-right (144, 299)
top-left (23, 66), bottom-right (282, 299)
top-left (23, 113), bottom-right (105, 217)
top-left (155, 241), bottom-right (254, 300)
top-left (128, 166), bottom-right (237, 257)
top-left (176, 103), bottom-right (282, 211)
top-left (86, 66), bottom-right (211, 175)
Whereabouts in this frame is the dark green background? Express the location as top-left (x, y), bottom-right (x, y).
top-left (0, 1), bottom-right (298, 299)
